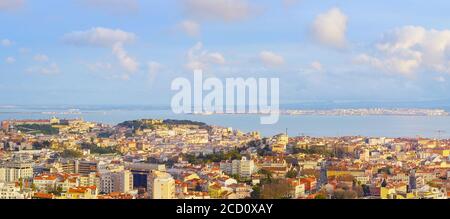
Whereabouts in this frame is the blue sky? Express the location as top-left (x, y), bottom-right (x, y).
top-left (1, 0), bottom-right (450, 106)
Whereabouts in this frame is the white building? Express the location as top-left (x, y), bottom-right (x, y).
top-left (0, 168), bottom-right (4, 182)
top-left (291, 182), bottom-right (306, 198)
top-left (368, 137), bottom-right (387, 145)
top-left (416, 185), bottom-right (447, 199)
top-left (0, 182), bottom-right (33, 199)
top-left (220, 157), bottom-right (255, 179)
top-left (79, 172), bottom-right (100, 188)
top-left (359, 149), bottom-right (370, 161)
top-left (99, 169), bottom-right (133, 194)
top-left (33, 175), bottom-right (58, 191)
top-left (0, 161), bottom-right (34, 183)
top-left (147, 171), bottom-right (175, 199)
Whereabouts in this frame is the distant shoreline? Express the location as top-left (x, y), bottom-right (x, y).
top-left (1, 107), bottom-right (449, 117)
top-left (191, 108), bottom-right (450, 117)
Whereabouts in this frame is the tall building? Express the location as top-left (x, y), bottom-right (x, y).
top-left (0, 168), bottom-right (4, 182)
top-left (79, 172), bottom-right (100, 188)
top-left (77, 161), bottom-right (97, 175)
top-left (0, 160), bottom-right (34, 182)
top-left (99, 169), bottom-right (133, 194)
top-left (318, 162), bottom-right (328, 189)
top-left (61, 160), bottom-right (78, 173)
top-left (1, 121), bottom-right (10, 131)
top-left (125, 163), bottom-right (166, 191)
top-left (147, 171), bottom-right (175, 199)
top-left (220, 157), bottom-right (255, 179)
top-left (409, 169), bottom-right (417, 191)
top-left (239, 157), bottom-right (255, 178)
top-left (359, 149), bottom-right (370, 161)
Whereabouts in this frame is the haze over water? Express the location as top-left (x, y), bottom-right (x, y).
top-left (1, 106), bottom-right (450, 138)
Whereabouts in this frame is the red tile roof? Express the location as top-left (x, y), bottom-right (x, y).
top-left (34, 193), bottom-right (54, 199)
top-left (34, 175), bottom-right (57, 181)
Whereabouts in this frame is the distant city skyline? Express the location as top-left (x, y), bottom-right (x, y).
top-left (1, 0), bottom-right (450, 105)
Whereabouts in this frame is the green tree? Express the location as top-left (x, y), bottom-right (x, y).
top-left (315, 194), bottom-right (327, 199)
top-left (286, 169), bottom-right (298, 178)
top-left (81, 143), bottom-right (118, 154)
top-left (258, 169), bottom-right (273, 183)
top-left (31, 183), bottom-right (37, 191)
top-left (16, 124), bottom-right (59, 135)
top-left (32, 141), bottom-right (51, 150)
top-left (18, 179), bottom-right (23, 189)
top-left (250, 185), bottom-right (261, 199)
top-left (260, 180), bottom-right (293, 199)
top-left (332, 189), bottom-right (358, 199)
top-left (61, 149), bottom-right (83, 158)
top-left (50, 186), bottom-right (63, 196)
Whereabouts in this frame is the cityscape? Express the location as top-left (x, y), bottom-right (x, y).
top-left (1, 0), bottom-right (450, 207)
top-left (0, 117), bottom-right (448, 199)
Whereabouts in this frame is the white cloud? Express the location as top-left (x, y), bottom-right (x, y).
top-left (259, 51), bottom-right (285, 67)
top-left (112, 43), bottom-right (139, 73)
top-left (1, 39), bottom-right (13, 47)
top-left (147, 61), bottom-right (163, 83)
top-left (186, 60), bottom-right (204, 71)
top-left (63, 27), bottom-right (136, 47)
top-left (354, 54), bottom-right (420, 76)
top-left (77, 0), bottom-right (139, 14)
top-left (183, 0), bottom-right (254, 22)
top-left (0, 0), bottom-right (24, 11)
top-left (86, 62), bottom-right (112, 72)
top-left (178, 20), bottom-right (200, 37)
top-left (206, 52), bottom-right (226, 65)
top-left (27, 63), bottom-right (60, 75)
top-left (120, 74), bottom-right (130, 80)
top-left (5, 56), bottom-right (15, 64)
top-left (435, 76), bottom-right (446, 82)
top-left (356, 26), bottom-right (450, 76)
top-left (84, 61), bottom-right (136, 81)
top-left (299, 61), bottom-right (325, 75)
top-left (186, 42), bottom-right (226, 70)
top-left (310, 61), bottom-right (323, 72)
top-left (19, 48), bottom-right (30, 54)
top-left (33, 54), bottom-right (49, 62)
top-left (148, 61), bottom-right (162, 75)
top-left (64, 27), bottom-right (139, 74)
top-left (311, 7), bottom-right (348, 49)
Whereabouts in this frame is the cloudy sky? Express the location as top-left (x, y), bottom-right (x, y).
top-left (1, 0), bottom-right (450, 106)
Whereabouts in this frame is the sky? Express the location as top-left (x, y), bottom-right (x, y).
top-left (1, 0), bottom-right (450, 106)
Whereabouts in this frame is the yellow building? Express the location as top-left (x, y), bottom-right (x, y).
top-left (208, 183), bottom-right (224, 199)
top-left (148, 171), bottom-right (175, 199)
top-left (183, 173), bottom-right (200, 182)
top-left (63, 186), bottom-right (98, 199)
top-left (380, 184), bottom-right (415, 199)
top-left (50, 117), bottom-right (60, 124)
top-left (271, 134), bottom-right (288, 154)
top-left (327, 170), bottom-right (366, 178)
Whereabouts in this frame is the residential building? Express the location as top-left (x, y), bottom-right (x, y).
top-left (99, 169), bottom-right (133, 194)
top-left (0, 161), bottom-right (34, 182)
top-left (147, 171), bottom-right (175, 199)
top-left (0, 182), bottom-right (32, 199)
